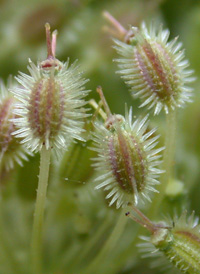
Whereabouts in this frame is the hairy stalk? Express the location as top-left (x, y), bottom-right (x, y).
top-left (150, 109), bottom-right (177, 217)
top-left (31, 146), bottom-right (51, 274)
top-left (82, 208), bottom-right (128, 274)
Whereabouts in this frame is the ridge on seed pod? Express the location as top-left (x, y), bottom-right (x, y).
top-left (11, 23), bottom-right (90, 156)
top-left (104, 12), bottom-right (195, 115)
top-left (127, 208), bottom-right (200, 273)
top-left (90, 87), bottom-right (164, 209)
top-left (0, 80), bottom-right (32, 171)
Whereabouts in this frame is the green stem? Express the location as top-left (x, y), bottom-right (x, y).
top-left (0, 158), bottom-right (22, 273)
top-left (31, 146), bottom-right (51, 274)
top-left (150, 109), bottom-right (177, 217)
top-left (82, 208), bottom-right (128, 274)
top-left (0, 153), bottom-right (3, 179)
top-left (0, 198), bottom-right (22, 273)
top-left (74, 213), bottom-right (111, 267)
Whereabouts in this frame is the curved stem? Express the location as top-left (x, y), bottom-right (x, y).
top-left (82, 208), bottom-right (128, 274)
top-left (150, 109), bottom-right (177, 217)
top-left (31, 146), bottom-right (51, 274)
top-left (75, 214), bottom-right (111, 266)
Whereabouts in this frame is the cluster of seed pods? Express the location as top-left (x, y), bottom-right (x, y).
top-left (0, 13), bottom-right (199, 274)
top-left (96, 12), bottom-right (198, 273)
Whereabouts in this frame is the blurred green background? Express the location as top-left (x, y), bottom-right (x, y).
top-left (0, 0), bottom-right (200, 273)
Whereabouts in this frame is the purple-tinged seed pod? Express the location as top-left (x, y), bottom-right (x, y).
top-left (91, 87), bottom-right (163, 208)
top-left (0, 81), bottom-right (32, 170)
top-left (11, 24), bottom-right (89, 155)
top-left (114, 22), bottom-right (195, 115)
top-left (103, 12), bottom-right (195, 115)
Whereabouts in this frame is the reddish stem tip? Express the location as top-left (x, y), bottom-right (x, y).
top-left (96, 86), bottom-right (112, 117)
top-left (102, 11), bottom-right (128, 40)
top-left (45, 23), bottom-right (57, 58)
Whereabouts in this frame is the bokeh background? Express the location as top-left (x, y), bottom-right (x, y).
top-left (0, 0), bottom-right (200, 273)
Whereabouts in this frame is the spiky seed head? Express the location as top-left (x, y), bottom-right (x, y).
top-left (0, 82), bottom-right (32, 170)
top-left (136, 210), bottom-right (200, 273)
top-left (11, 24), bottom-right (89, 155)
top-left (114, 22), bottom-right (195, 115)
top-left (91, 105), bottom-right (163, 209)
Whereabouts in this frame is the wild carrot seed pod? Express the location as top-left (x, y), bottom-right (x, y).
top-left (113, 21), bottom-right (195, 114)
top-left (91, 88), bottom-right (163, 208)
top-left (11, 24), bottom-right (89, 155)
top-left (129, 209), bottom-right (200, 273)
top-left (0, 81), bottom-right (31, 170)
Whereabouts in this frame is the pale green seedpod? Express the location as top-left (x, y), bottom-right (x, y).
top-left (127, 208), bottom-right (200, 273)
